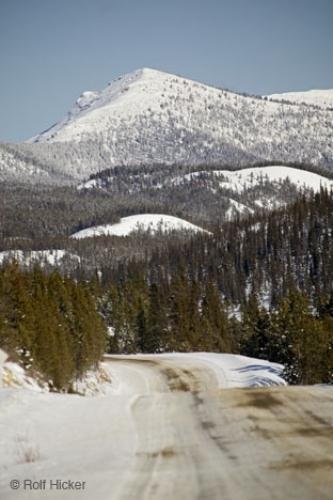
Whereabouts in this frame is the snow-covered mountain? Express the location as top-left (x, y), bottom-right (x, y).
top-left (266, 89), bottom-right (333, 109)
top-left (1, 68), bottom-right (333, 183)
top-left (6, 70), bottom-right (333, 181)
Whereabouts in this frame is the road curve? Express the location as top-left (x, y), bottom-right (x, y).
top-left (0, 354), bottom-right (332, 500)
top-left (105, 355), bottom-right (333, 500)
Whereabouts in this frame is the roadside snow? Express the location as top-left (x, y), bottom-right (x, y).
top-left (0, 349), bottom-right (112, 396)
top-left (0, 349), bottom-right (46, 392)
top-left (150, 352), bottom-right (285, 388)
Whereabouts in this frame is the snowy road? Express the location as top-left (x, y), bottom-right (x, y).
top-left (0, 354), bottom-right (332, 500)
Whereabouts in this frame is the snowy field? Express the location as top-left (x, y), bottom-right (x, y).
top-left (0, 352), bottom-right (332, 500)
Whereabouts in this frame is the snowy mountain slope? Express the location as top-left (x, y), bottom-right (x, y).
top-left (266, 89), bottom-right (333, 109)
top-left (2, 67), bottom-right (328, 184)
top-left (70, 214), bottom-right (208, 239)
top-left (0, 143), bottom-right (53, 183)
top-left (0, 142), bottom-right (74, 184)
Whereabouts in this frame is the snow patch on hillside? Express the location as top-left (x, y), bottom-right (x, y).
top-left (218, 166), bottom-right (333, 192)
top-left (70, 214), bottom-right (208, 239)
top-left (226, 199), bottom-right (253, 219)
top-left (174, 165), bottom-right (333, 193)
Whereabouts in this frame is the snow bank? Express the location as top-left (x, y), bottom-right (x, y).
top-left (154, 352), bottom-right (286, 388)
top-left (0, 349), bottom-right (7, 389)
top-left (0, 349), bottom-right (112, 396)
top-left (0, 350), bottom-right (47, 392)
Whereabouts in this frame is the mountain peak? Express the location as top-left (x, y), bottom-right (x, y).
top-left (106, 67), bottom-right (171, 87)
top-left (137, 67), bottom-right (166, 76)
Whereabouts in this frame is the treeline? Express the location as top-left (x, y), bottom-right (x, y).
top-left (240, 292), bottom-right (332, 384)
top-left (0, 263), bottom-right (106, 391)
top-left (102, 276), bottom-right (233, 354)
top-left (99, 272), bottom-right (332, 384)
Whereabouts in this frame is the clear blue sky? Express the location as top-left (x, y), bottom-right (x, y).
top-left (0, 0), bottom-right (332, 142)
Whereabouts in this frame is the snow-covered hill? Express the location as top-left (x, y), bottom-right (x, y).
top-left (266, 89), bottom-right (333, 109)
top-left (171, 165), bottom-right (333, 193)
top-left (78, 165), bottom-right (333, 220)
top-left (167, 165), bottom-right (333, 215)
top-left (70, 214), bottom-right (207, 239)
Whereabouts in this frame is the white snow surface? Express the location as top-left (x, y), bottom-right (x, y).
top-left (266, 89), bottom-right (333, 109)
top-left (70, 214), bottom-right (208, 239)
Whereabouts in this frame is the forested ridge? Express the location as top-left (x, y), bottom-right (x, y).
top-left (95, 190), bottom-right (333, 384)
top-left (99, 189), bottom-right (333, 307)
top-left (0, 162), bottom-right (331, 239)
